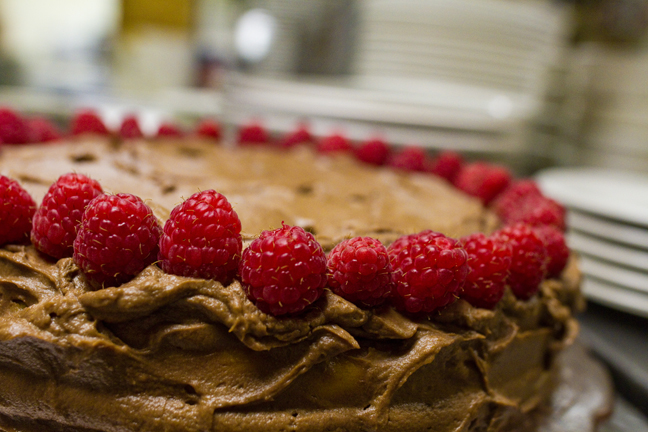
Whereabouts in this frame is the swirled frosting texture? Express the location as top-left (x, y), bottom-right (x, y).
top-left (0, 140), bottom-right (583, 431)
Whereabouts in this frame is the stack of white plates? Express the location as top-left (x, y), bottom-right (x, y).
top-left (556, 43), bottom-right (648, 173)
top-left (537, 168), bottom-right (648, 318)
top-left (353, 0), bottom-right (569, 96)
top-left (224, 0), bottom-right (571, 162)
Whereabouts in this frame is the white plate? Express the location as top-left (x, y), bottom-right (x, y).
top-left (582, 276), bottom-right (648, 319)
top-left (537, 168), bottom-right (648, 227)
top-left (580, 255), bottom-right (648, 294)
top-left (568, 210), bottom-right (648, 251)
top-left (568, 230), bottom-right (648, 272)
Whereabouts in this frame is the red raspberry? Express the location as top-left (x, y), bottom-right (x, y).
top-left (28, 117), bottom-right (62, 143)
top-left (0, 176), bottom-right (36, 246)
top-left (70, 110), bottom-right (110, 136)
top-left (119, 115), bottom-right (144, 139)
top-left (195, 119), bottom-right (222, 140)
top-left (459, 233), bottom-right (512, 309)
top-left (159, 190), bottom-right (242, 283)
top-left (505, 194), bottom-right (566, 231)
top-left (533, 225), bottom-right (569, 278)
top-left (388, 230), bottom-right (468, 314)
top-left (355, 137), bottom-right (391, 166)
top-left (491, 179), bottom-right (542, 221)
top-left (238, 122), bottom-right (270, 145)
top-left (31, 173), bottom-right (104, 259)
top-left (0, 108), bottom-right (30, 144)
top-left (239, 224), bottom-right (327, 316)
top-left (388, 146), bottom-right (428, 172)
top-left (454, 162), bottom-right (512, 205)
top-left (428, 150), bottom-right (464, 183)
top-left (327, 237), bottom-right (393, 307)
top-left (494, 223), bottom-right (547, 300)
top-left (317, 133), bottom-right (353, 154)
top-left (279, 124), bottom-right (312, 148)
top-left (157, 122), bottom-right (184, 138)
top-left (73, 193), bottom-right (162, 288)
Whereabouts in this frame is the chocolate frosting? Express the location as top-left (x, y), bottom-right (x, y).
top-left (0, 140), bottom-right (583, 431)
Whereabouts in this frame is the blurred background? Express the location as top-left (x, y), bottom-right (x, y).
top-left (1, 0), bottom-right (648, 174)
top-left (0, 0), bottom-right (648, 429)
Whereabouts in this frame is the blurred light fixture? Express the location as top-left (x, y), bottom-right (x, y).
top-left (234, 9), bottom-right (276, 64)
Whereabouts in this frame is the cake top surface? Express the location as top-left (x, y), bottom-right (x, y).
top-left (0, 138), bottom-right (497, 249)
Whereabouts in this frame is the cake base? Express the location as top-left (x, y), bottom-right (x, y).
top-left (0, 340), bottom-right (613, 432)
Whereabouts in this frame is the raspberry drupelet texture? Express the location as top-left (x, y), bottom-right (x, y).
top-left (317, 133), bottom-right (353, 154)
top-left (454, 162), bottom-right (512, 205)
top-left (0, 108), bottom-right (30, 144)
top-left (119, 115), bottom-right (144, 139)
top-left (428, 150), bottom-right (464, 183)
top-left (505, 194), bottom-right (567, 231)
top-left (0, 176), bottom-right (37, 246)
top-left (157, 122), bottom-right (184, 138)
top-left (195, 119), bottom-right (222, 141)
top-left (73, 193), bottom-right (162, 288)
top-left (279, 124), bottom-right (312, 148)
top-left (388, 230), bottom-right (468, 314)
top-left (238, 122), bottom-right (270, 145)
top-left (355, 138), bottom-right (391, 166)
top-left (71, 110), bottom-right (110, 136)
top-left (460, 233), bottom-right (512, 309)
top-left (388, 146), bottom-right (428, 172)
top-left (28, 117), bottom-right (62, 143)
top-left (31, 173), bottom-right (104, 259)
top-left (239, 224), bottom-right (327, 316)
top-left (533, 225), bottom-right (569, 278)
top-left (159, 190), bottom-right (242, 283)
top-left (327, 236), bottom-right (393, 307)
top-left (491, 179), bottom-right (542, 221)
top-left (494, 223), bottom-right (548, 300)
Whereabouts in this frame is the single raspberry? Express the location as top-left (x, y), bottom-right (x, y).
top-left (428, 150), bottom-right (463, 183)
top-left (505, 194), bottom-right (566, 231)
top-left (195, 119), bottom-right (222, 140)
top-left (355, 137), bottom-right (390, 166)
top-left (533, 225), bottom-right (569, 278)
top-left (454, 162), bottom-right (512, 205)
top-left (239, 223), bottom-right (327, 316)
top-left (119, 115), bottom-right (144, 139)
top-left (70, 110), bottom-right (110, 136)
top-left (0, 176), bottom-right (36, 246)
top-left (388, 230), bottom-right (468, 314)
top-left (238, 122), bottom-right (270, 145)
top-left (0, 108), bottom-right (30, 144)
top-left (317, 133), bottom-right (353, 154)
top-left (327, 237), bottom-right (393, 307)
top-left (157, 122), bottom-right (184, 138)
top-left (388, 146), bottom-right (428, 172)
top-left (279, 124), bottom-right (312, 148)
top-left (494, 223), bottom-right (547, 300)
top-left (491, 179), bottom-right (543, 221)
top-left (31, 173), bottom-right (104, 259)
top-left (159, 190), bottom-right (242, 283)
top-left (28, 117), bottom-right (62, 143)
top-left (73, 193), bottom-right (162, 288)
top-left (459, 233), bottom-right (512, 309)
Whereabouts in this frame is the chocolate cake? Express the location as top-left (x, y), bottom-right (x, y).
top-left (0, 132), bottom-right (586, 432)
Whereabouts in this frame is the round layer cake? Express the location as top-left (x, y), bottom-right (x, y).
top-left (0, 133), bottom-right (587, 432)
